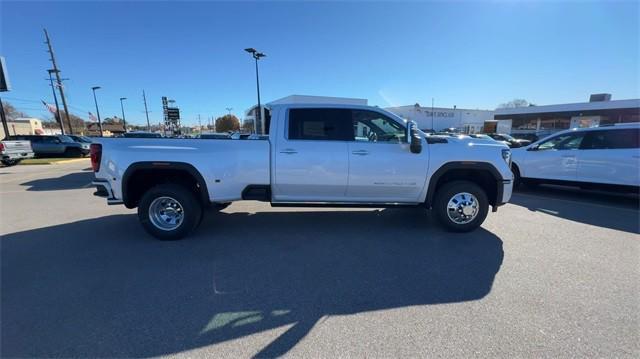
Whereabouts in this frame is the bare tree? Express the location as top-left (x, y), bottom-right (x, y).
top-left (1, 102), bottom-right (29, 121)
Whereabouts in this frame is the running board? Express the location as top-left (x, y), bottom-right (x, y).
top-left (270, 202), bottom-right (422, 209)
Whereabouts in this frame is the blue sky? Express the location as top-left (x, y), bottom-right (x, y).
top-left (1, 0), bottom-right (638, 126)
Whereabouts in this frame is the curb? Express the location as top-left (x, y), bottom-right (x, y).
top-left (52, 158), bottom-right (91, 165)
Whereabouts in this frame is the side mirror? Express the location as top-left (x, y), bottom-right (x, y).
top-left (406, 121), bottom-right (422, 154)
top-left (54, 138), bottom-right (62, 144)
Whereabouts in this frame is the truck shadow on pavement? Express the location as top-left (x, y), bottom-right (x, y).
top-left (510, 186), bottom-right (640, 234)
top-left (1, 208), bottom-right (503, 358)
top-left (20, 171), bottom-right (94, 191)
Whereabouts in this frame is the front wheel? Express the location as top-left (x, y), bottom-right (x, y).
top-left (137, 184), bottom-right (203, 240)
top-left (433, 180), bottom-right (489, 232)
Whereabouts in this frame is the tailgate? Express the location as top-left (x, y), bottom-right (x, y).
top-left (1, 140), bottom-right (33, 154)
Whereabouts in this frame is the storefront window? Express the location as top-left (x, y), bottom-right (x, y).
top-left (512, 118), bottom-right (537, 130)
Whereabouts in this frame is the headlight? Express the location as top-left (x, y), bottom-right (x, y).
top-left (501, 148), bottom-right (512, 166)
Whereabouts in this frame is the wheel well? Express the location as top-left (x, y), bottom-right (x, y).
top-left (431, 168), bottom-right (498, 207)
top-left (123, 167), bottom-right (207, 208)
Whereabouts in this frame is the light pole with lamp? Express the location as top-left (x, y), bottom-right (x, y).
top-left (244, 48), bottom-right (266, 134)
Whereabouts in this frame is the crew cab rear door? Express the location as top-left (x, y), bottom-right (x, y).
top-left (346, 110), bottom-right (428, 202)
top-left (272, 108), bottom-right (351, 202)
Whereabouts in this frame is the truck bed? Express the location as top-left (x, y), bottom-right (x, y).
top-left (95, 137), bottom-right (271, 202)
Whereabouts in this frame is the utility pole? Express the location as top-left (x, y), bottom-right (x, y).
top-left (46, 69), bottom-right (64, 134)
top-left (44, 29), bottom-right (73, 134)
top-left (119, 97), bottom-right (127, 132)
top-left (142, 90), bottom-right (151, 131)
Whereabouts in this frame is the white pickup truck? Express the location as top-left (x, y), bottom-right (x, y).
top-left (91, 103), bottom-right (513, 240)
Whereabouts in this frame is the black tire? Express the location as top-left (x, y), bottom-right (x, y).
top-left (512, 164), bottom-right (522, 188)
top-left (433, 180), bottom-right (489, 232)
top-left (1, 159), bottom-right (19, 166)
top-left (137, 184), bottom-right (203, 240)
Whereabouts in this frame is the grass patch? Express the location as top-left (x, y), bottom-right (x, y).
top-left (20, 158), bottom-right (84, 165)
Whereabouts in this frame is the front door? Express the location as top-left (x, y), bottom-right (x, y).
top-left (273, 108), bottom-right (351, 202)
top-left (523, 132), bottom-right (586, 181)
top-left (346, 110), bottom-right (429, 202)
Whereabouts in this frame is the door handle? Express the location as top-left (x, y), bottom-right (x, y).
top-left (352, 150), bottom-right (369, 156)
top-left (279, 149), bottom-right (298, 154)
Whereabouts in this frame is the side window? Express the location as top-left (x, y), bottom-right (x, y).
top-left (581, 129), bottom-right (640, 150)
top-left (288, 108), bottom-right (351, 141)
top-left (352, 110), bottom-right (405, 143)
top-left (537, 133), bottom-right (585, 151)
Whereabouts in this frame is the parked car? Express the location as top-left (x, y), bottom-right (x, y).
top-left (511, 123), bottom-right (640, 192)
top-left (511, 133), bottom-right (539, 143)
top-left (0, 138), bottom-right (34, 166)
top-left (486, 133), bottom-right (531, 148)
top-left (91, 102), bottom-right (513, 240)
top-left (68, 135), bottom-right (92, 155)
top-left (8, 135), bottom-right (88, 158)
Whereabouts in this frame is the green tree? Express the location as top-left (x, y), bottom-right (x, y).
top-left (215, 114), bottom-right (240, 132)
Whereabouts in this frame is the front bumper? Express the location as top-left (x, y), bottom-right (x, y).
top-left (92, 179), bottom-right (123, 205)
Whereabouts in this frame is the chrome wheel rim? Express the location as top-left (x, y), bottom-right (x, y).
top-left (446, 192), bottom-right (479, 224)
top-left (149, 196), bottom-right (184, 231)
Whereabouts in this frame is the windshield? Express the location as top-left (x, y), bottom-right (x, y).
top-left (58, 135), bottom-right (74, 143)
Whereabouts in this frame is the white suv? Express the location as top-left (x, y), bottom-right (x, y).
top-left (511, 123), bottom-right (640, 191)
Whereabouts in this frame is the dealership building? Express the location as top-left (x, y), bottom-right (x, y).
top-left (385, 104), bottom-right (494, 133)
top-left (492, 96), bottom-right (640, 137)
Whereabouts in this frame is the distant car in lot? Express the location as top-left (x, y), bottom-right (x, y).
top-left (123, 131), bottom-right (162, 138)
top-left (0, 138), bottom-right (35, 166)
top-left (511, 123), bottom-right (640, 192)
top-left (68, 135), bottom-right (92, 154)
top-left (199, 133), bottom-right (231, 139)
top-left (511, 133), bottom-right (540, 143)
top-left (486, 133), bottom-right (531, 148)
top-left (8, 135), bottom-right (88, 158)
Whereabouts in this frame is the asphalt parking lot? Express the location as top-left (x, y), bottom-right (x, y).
top-left (1, 161), bottom-right (639, 358)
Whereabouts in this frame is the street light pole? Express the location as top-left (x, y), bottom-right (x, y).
top-left (119, 97), bottom-right (127, 133)
top-left (91, 86), bottom-right (103, 137)
top-left (47, 69), bottom-right (65, 135)
top-left (244, 48), bottom-right (266, 134)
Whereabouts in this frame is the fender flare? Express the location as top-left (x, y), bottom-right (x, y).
top-left (425, 161), bottom-right (504, 207)
top-left (122, 161), bottom-right (210, 207)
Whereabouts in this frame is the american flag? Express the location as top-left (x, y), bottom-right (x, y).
top-left (41, 100), bottom-right (57, 114)
top-left (88, 111), bottom-right (98, 122)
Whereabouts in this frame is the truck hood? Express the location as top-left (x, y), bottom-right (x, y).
top-left (427, 135), bottom-right (510, 149)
